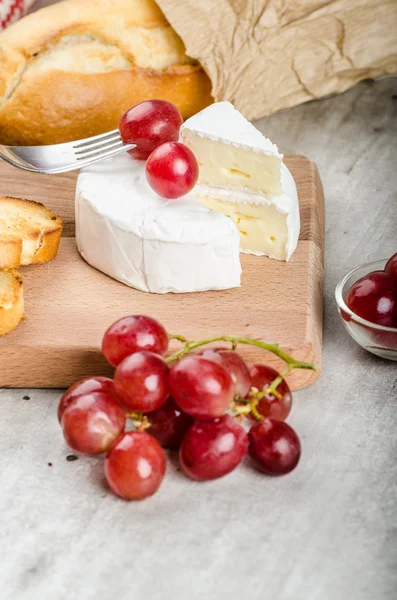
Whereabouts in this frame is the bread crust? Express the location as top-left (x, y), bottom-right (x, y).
top-left (0, 64), bottom-right (212, 145)
top-left (32, 225), bottom-right (63, 265)
top-left (0, 196), bottom-right (63, 267)
top-left (0, 0), bottom-right (213, 145)
top-left (0, 270), bottom-right (24, 336)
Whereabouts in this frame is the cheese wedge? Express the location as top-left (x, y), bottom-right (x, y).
top-left (195, 164), bottom-right (300, 261)
top-left (182, 102), bottom-right (300, 261)
top-left (180, 101), bottom-right (283, 197)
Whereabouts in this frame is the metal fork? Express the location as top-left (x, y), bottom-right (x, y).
top-left (0, 129), bottom-right (135, 174)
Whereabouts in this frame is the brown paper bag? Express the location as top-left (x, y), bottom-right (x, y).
top-left (156, 0), bottom-right (397, 120)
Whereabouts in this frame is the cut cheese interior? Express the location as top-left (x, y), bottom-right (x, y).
top-left (195, 164), bottom-right (300, 261)
top-left (199, 197), bottom-right (290, 259)
top-left (182, 131), bottom-right (282, 196)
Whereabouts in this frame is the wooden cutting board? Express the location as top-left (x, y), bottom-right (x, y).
top-left (0, 154), bottom-right (324, 389)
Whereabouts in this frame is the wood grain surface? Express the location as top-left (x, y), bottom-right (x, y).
top-left (0, 154), bottom-right (324, 388)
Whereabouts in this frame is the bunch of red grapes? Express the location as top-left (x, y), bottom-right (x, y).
top-left (58, 315), bottom-right (304, 501)
top-left (119, 100), bottom-right (199, 199)
top-left (346, 252), bottom-right (397, 327)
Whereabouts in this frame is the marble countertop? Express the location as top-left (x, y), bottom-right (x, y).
top-left (0, 12), bottom-right (396, 593)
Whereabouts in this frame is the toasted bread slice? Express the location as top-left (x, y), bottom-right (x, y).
top-left (0, 197), bottom-right (63, 268)
top-left (0, 269), bottom-right (24, 336)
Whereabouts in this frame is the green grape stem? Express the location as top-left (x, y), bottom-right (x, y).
top-left (167, 334), bottom-right (317, 415)
top-left (127, 412), bottom-right (151, 432)
top-left (168, 334), bottom-right (316, 372)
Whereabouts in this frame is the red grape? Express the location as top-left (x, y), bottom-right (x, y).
top-left (169, 356), bottom-right (234, 419)
top-left (61, 392), bottom-right (126, 455)
top-left (179, 415), bottom-right (248, 481)
top-left (102, 315), bottom-right (168, 367)
top-left (148, 398), bottom-right (194, 450)
top-left (105, 431), bottom-right (166, 500)
top-left (145, 142), bottom-right (199, 199)
top-left (248, 418), bottom-right (301, 475)
top-left (200, 348), bottom-right (251, 398)
top-left (114, 351), bottom-right (169, 412)
top-left (346, 271), bottom-right (397, 327)
top-left (385, 252), bottom-right (397, 282)
top-left (249, 364), bottom-right (292, 421)
top-left (58, 377), bottom-right (117, 423)
top-left (119, 100), bottom-right (183, 160)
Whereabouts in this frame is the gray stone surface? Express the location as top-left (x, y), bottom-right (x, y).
top-left (0, 74), bottom-right (396, 599)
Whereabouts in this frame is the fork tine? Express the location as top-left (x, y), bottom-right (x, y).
top-left (73, 128), bottom-right (120, 149)
top-left (73, 144), bottom-right (134, 169)
top-left (0, 137), bottom-right (135, 175)
top-left (74, 132), bottom-right (121, 153)
top-left (75, 136), bottom-right (123, 157)
top-left (76, 140), bottom-right (125, 160)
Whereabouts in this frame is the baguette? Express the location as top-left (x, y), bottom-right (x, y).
top-left (0, 0), bottom-right (213, 146)
top-left (0, 196), bottom-right (63, 268)
top-left (0, 269), bottom-right (24, 336)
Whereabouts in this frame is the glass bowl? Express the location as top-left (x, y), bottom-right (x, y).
top-left (335, 259), bottom-right (397, 361)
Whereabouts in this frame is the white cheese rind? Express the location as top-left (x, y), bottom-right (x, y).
top-left (194, 164), bottom-right (300, 261)
top-left (181, 101), bottom-right (282, 158)
top-left (75, 154), bottom-right (241, 294)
